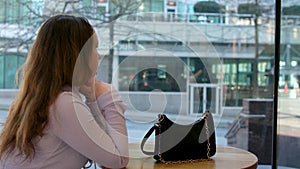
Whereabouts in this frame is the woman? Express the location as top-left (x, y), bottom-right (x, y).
top-left (0, 15), bottom-right (129, 169)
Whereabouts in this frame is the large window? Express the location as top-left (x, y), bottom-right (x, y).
top-left (0, 56), bottom-right (3, 88)
top-left (1, 0), bottom-right (300, 168)
top-left (0, 0), bottom-right (34, 25)
top-left (0, 54), bottom-right (25, 88)
top-left (221, 59), bottom-right (273, 106)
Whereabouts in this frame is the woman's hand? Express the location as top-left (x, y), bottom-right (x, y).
top-left (94, 81), bottom-right (113, 97)
top-left (79, 77), bottom-right (96, 102)
top-left (80, 77), bottom-right (113, 102)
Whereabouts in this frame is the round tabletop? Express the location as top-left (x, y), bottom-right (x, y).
top-left (127, 143), bottom-right (258, 169)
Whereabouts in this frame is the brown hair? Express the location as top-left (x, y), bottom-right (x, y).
top-left (0, 14), bottom-right (94, 160)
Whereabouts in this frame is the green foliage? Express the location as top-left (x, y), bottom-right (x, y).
top-left (193, 1), bottom-right (224, 13)
top-left (238, 3), bottom-right (262, 16)
top-left (282, 5), bottom-right (300, 16)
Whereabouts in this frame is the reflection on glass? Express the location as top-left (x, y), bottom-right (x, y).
top-left (118, 56), bottom-right (186, 92)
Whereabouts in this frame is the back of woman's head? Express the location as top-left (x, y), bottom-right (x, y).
top-left (29, 14), bottom-right (94, 86)
top-left (0, 14), bottom-right (95, 160)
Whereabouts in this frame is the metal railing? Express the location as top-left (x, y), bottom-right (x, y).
top-left (119, 12), bottom-right (300, 26)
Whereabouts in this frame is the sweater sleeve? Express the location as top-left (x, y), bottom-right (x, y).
top-left (85, 101), bottom-right (107, 131)
top-left (96, 90), bottom-right (129, 162)
top-left (50, 91), bottom-right (129, 169)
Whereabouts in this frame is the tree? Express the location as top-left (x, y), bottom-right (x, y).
top-left (238, 1), bottom-right (262, 98)
top-left (82, 0), bottom-right (144, 83)
top-left (0, 0), bottom-right (144, 83)
top-left (238, 3), bottom-right (262, 15)
top-left (193, 1), bottom-right (224, 13)
top-left (282, 5), bottom-right (300, 16)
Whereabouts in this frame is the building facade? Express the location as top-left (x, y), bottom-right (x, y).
top-left (0, 0), bottom-right (299, 113)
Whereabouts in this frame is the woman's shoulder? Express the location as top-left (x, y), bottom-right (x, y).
top-left (48, 87), bottom-right (86, 127)
top-left (49, 86), bottom-right (84, 114)
top-left (58, 86), bottom-right (82, 101)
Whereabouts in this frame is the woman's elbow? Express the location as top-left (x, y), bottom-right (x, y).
top-left (119, 156), bottom-right (129, 168)
top-left (100, 155), bottom-right (129, 169)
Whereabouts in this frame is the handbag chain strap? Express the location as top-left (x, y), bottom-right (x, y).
top-left (205, 116), bottom-right (211, 158)
top-left (158, 112), bottom-right (212, 164)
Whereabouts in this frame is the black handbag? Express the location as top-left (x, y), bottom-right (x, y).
top-left (140, 111), bottom-right (216, 163)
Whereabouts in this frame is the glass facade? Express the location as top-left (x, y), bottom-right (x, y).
top-left (118, 56), bottom-right (186, 92)
top-left (0, 54), bottom-right (25, 88)
top-left (0, 56), bottom-right (3, 88)
top-left (0, 0), bottom-right (23, 23)
top-left (141, 0), bottom-right (164, 12)
top-left (0, 0), bottom-right (41, 25)
top-left (117, 56), bottom-right (273, 106)
top-left (0, 0), bottom-right (38, 89)
top-left (222, 59), bottom-right (273, 106)
top-left (81, 0), bottom-right (108, 20)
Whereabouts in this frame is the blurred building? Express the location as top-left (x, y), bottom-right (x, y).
top-left (0, 0), bottom-right (299, 115)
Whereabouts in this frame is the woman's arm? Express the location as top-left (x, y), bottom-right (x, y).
top-left (84, 80), bottom-right (129, 164)
top-left (96, 89), bottom-right (129, 161)
top-left (50, 91), bottom-right (129, 169)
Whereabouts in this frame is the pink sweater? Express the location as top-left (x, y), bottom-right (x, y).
top-left (1, 88), bottom-right (129, 169)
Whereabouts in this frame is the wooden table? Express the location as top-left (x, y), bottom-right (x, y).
top-left (127, 143), bottom-right (258, 169)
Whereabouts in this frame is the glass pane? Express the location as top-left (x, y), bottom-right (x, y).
top-left (107, 4), bottom-right (276, 168)
top-left (277, 1), bottom-right (300, 168)
top-left (0, 56), bottom-right (4, 88)
top-left (222, 1), bottom-right (275, 168)
top-left (0, 0), bottom-right (291, 169)
top-left (152, 0), bottom-right (164, 12)
top-left (0, 1), bottom-right (5, 23)
top-left (5, 55), bottom-right (19, 88)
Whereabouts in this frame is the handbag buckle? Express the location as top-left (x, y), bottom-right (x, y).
top-left (155, 114), bottom-right (164, 128)
top-left (202, 110), bottom-right (210, 119)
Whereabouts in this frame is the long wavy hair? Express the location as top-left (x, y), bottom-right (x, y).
top-left (0, 14), bottom-right (94, 160)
